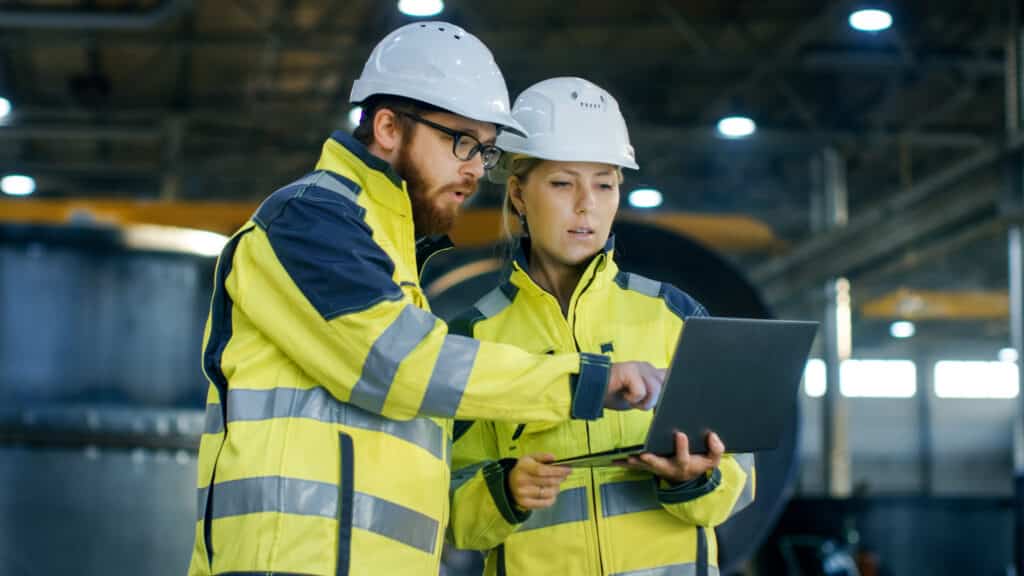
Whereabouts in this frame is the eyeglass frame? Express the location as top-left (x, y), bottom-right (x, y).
top-left (396, 110), bottom-right (503, 170)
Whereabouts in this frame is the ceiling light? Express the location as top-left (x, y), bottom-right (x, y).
top-left (889, 320), bottom-right (915, 339)
top-left (398, 0), bottom-right (444, 17)
top-left (347, 106), bottom-right (363, 130)
top-left (628, 188), bottom-right (663, 209)
top-left (716, 115), bottom-right (756, 138)
top-left (1, 174), bottom-right (35, 196)
top-left (849, 9), bottom-right (892, 32)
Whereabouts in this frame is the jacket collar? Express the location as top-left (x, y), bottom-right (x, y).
top-left (316, 130), bottom-right (411, 217)
top-left (509, 235), bottom-right (619, 300)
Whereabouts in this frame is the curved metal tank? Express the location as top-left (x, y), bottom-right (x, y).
top-left (0, 223), bottom-right (211, 576)
top-left (425, 220), bottom-right (800, 575)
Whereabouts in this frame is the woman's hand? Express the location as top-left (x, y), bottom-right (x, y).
top-left (623, 431), bottom-right (724, 484)
top-left (508, 453), bottom-right (572, 510)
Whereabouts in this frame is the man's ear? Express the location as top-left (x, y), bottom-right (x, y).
top-left (373, 108), bottom-right (404, 153)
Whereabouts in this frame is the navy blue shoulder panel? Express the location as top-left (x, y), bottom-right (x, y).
top-left (254, 171), bottom-right (402, 320)
top-left (660, 283), bottom-right (709, 320)
top-left (254, 170), bottom-right (362, 228)
top-left (615, 270), bottom-right (709, 320)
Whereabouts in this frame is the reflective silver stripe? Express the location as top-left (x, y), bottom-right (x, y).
top-left (211, 476), bottom-right (337, 520)
top-left (227, 387), bottom-right (444, 460)
top-left (601, 479), bottom-right (661, 518)
top-left (352, 491), bottom-right (438, 554)
top-left (307, 171), bottom-right (359, 204)
top-left (611, 563), bottom-right (700, 576)
top-left (196, 486), bottom-right (209, 522)
top-left (207, 476), bottom-right (438, 554)
top-left (626, 273), bottom-right (662, 298)
top-left (475, 285), bottom-right (513, 318)
top-left (519, 486), bottom-right (589, 532)
top-left (450, 461), bottom-right (488, 494)
top-left (203, 403), bottom-right (224, 435)
top-left (349, 304), bottom-right (438, 414)
top-left (730, 453), bottom-right (756, 516)
top-left (420, 335), bottom-right (479, 417)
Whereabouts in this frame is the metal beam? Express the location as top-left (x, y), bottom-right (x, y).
top-left (800, 46), bottom-right (1006, 77)
top-left (0, 123), bottom-right (160, 142)
top-left (0, 114), bottom-right (988, 151)
top-left (751, 132), bottom-right (1024, 296)
top-left (698, 0), bottom-right (859, 120)
top-left (3, 30), bottom-right (1005, 77)
top-left (758, 181), bottom-right (1000, 307)
top-left (654, 0), bottom-right (712, 55)
top-left (860, 289), bottom-right (1010, 320)
top-left (0, 201), bottom-right (781, 253)
top-left (9, 162), bottom-right (160, 179)
top-left (0, 0), bottom-right (190, 30)
top-left (852, 219), bottom-right (1006, 302)
top-left (632, 125), bottom-right (988, 150)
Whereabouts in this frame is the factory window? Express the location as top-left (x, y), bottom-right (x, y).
top-left (803, 358), bottom-right (916, 398)
top-left (934, 361), bottom-right (1019, 399)
top-left (803, 359), bottom-right (826, 398)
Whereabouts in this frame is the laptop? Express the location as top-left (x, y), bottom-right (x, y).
top-left (553, 317), bottom-right (818, 467)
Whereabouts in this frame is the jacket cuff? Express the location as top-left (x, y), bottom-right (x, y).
top-left (483, 459), bottom-right (532, 525)
top-left (657, 468), bottom-right (722, 504)
top-left (570, 353), bottom-right (611, 420)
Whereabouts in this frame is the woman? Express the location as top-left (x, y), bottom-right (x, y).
top-left (448, 77), bottom-right (756, 576)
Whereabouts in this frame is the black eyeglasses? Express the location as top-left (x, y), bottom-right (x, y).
top-left (398, 111), bottom-right (502, 170)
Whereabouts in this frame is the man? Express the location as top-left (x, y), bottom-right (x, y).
top-left (188, 22), bottom-right (663, 575)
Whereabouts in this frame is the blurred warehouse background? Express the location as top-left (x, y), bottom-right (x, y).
top-left (0, 0), bottom-right (1022, 574)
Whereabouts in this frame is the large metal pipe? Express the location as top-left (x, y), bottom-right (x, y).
top-left (0, 222), bottom-right (214, 575)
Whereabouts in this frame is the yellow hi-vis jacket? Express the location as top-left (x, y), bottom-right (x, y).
top-left (448, 243), bottom-right (756, 576)
top-left (188, 131), bottom-right (613, 576)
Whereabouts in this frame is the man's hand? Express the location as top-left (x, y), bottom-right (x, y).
top-left (508, 453), bottom-right (572, 511)
top-left (604, 362), bottom-right (664, 411)
top-left (623, 431), bottom-right (725, 483)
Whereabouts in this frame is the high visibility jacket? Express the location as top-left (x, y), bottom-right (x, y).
top-left (448, 244), bottom-right (756, 576)
top-left (188, 131), bottom-right (612, 576)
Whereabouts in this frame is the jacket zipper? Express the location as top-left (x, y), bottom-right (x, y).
top-left (584, 426), bottom-right (604, 575)
top-left (569, 271), bottom-right (605, 575)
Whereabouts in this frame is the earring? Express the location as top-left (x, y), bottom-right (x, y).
top-left (518, 213), bottom-right (529, 237)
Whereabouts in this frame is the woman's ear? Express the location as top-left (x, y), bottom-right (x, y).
top-left (507, 176), bottom-right (527, 217)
